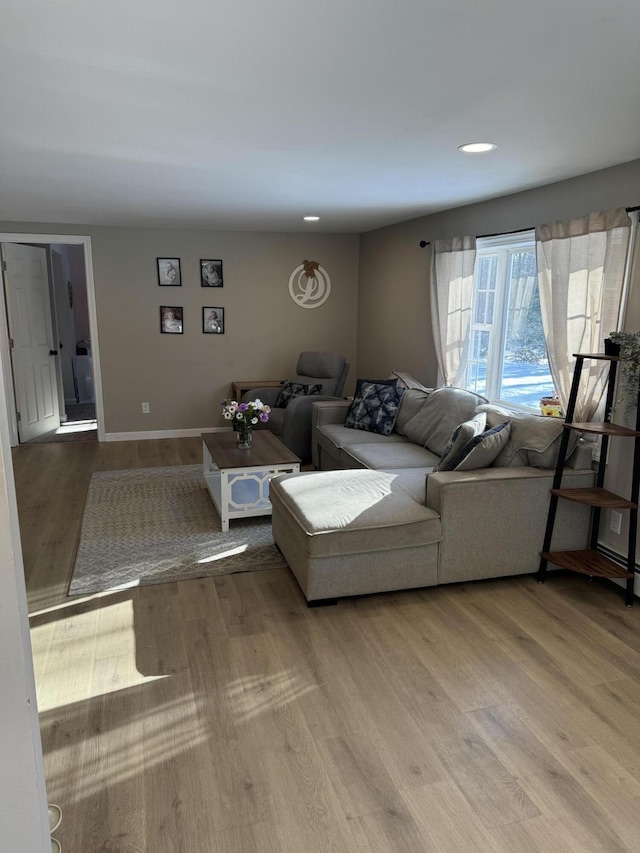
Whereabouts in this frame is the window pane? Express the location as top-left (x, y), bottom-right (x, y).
top-left (466, 254), bottom-right (497, 396)
top-left (466, 329), bottom-right (489, 396)
top-left (498, 250), bottom-right (554, 408)
top-left (475, 290), bottom-right (487, 324)
top-left (477, 254), bottom-right (498, 290)
top-left (473, 255), bottom-right (497, 324)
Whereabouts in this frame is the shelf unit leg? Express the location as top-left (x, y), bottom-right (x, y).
top-left (537, 493), bottom-right (560, 583)
top-left (626, 578), bottom-right (634, 607)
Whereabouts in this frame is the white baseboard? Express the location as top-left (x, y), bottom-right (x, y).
top-left (105, 427), bottom-right (229, 442)
top-left (596, 542), bottom-right (640, 598)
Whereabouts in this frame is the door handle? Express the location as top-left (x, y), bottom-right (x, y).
top-left (49, 349), bottom-right (58, 356)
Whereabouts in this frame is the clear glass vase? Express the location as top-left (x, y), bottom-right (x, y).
top-left (236, 421), bottom-right (252, 449)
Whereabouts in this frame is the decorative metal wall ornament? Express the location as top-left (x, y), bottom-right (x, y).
top-left (288, 259), bottom-right (331, 309)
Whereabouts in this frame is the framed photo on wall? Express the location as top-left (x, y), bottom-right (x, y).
top-left (160, 306), bottom-right (183, 334)
top-left (157, 257), bottom-right (182, 286)
top-left (200, 259), bottom-right (223, 287)
top-left (202, 307), bottom-right (224, 334)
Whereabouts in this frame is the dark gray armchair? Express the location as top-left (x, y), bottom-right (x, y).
top-left (243, 351), bottom-right (350, 462)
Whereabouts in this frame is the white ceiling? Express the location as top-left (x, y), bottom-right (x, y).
top-left (1, 0), bottom-right (640, 233)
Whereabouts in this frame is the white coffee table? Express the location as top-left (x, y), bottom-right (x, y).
top-left (202, 430), bottom-right (301, 531)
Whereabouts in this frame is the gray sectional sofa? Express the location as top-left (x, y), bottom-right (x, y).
top-left (269, 385), bottom-right (596, 603)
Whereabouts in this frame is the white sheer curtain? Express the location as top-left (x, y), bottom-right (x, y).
top-left (430, 237), bottom-right (476, 387)
top-left (536, 209), bottom-right (631, 422)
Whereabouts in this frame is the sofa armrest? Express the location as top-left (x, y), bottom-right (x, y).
top-left (282, 395), bottom-right (345, 462)
top-left (312, 399), bottom-right (350, 426)
top-left (241, 387), bottom-right (281, 406)
top-left (426, 465), bottom-right (595, 584)
top-left (566, 437), bottom-right (594, 469)
top-left (311, 400), bottom-right (351, 468)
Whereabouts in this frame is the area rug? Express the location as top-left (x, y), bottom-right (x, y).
top-left (69, 464), bottom-right (287, 595)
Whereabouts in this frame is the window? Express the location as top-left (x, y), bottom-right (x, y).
top-left (464, 231), bottom-right (554, 410)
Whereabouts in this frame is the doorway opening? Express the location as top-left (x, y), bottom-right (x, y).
top-left (0, 233), bottom-right (104, 446)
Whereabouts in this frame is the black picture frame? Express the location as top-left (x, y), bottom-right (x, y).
top-left (160, 306), bottom-right (183, 334)
top-left (200, 259), bottom-right (223, 287)
top-left (157, 257), bottom-right (182, 286)
top-left (202, 306), bottom-right (224, 334)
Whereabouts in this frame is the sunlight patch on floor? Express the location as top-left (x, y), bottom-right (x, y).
top-left (43, 687), bottom-right (207, 800)
top-left (29, 588), bottom-right (128, 618)
top-left (37, 670), bottom-right (170, 713)
top-left (198, 544), bottom-right (248, 563)
top-left (31, 597), bottom-right (171, 711)
top-left (226, 672), bottom-right (316, 722)
top-left (56, 419), bottom-right (97, 434)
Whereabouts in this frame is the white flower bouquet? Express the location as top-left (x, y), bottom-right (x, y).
top-left (221, 398), bottom-right (271, 425)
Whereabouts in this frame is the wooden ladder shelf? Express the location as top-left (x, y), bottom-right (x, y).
top-left (537, 352), bottom-right (640, 606)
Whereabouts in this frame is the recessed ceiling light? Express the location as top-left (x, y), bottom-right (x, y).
top-left (458, 142), bottom-right (497, 153)
top-left (303, 215), bottom-right (320, 221)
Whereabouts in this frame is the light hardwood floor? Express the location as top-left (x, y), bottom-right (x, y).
top-left (13, 437), bottom-right (640, 852)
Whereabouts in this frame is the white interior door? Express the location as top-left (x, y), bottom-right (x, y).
top-left (2, 243), bottom-right (60, 442)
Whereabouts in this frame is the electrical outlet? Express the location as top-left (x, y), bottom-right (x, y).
top-left (142, 402), bottom-right (150, 414)
top-left (610, 510), bottom-right (622, 535)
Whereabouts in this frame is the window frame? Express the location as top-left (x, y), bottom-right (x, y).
top-left (467, 229), bottom-right (550, 412)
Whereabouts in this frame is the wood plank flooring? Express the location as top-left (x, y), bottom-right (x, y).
top-left (12, 437), bottom-right (640, 852)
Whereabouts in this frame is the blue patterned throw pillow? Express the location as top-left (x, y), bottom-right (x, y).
top-left (353, 377), bottom-right (399, 397)
top-left (275, 381), bottom-right (322, 408)
top-left (345, 381), bottom-right (404, 435)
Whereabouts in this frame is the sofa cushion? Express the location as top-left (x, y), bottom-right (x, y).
top-left (270, 470), bottom-right (441, 556)
top-left (475, 404), bottom-right (577, 469)
top-left (394, 388), bottom-right (432, 436)
top-left (343, 441), bottom-right (440, 471)
top-left (379, 468), bottom-right (432, 504)
top-left (389, 371), bottom-right (433, 392)
top-left (318, 423), bottom-right (407, 449)
top-left (345, 381), bottom-right (404, 436)
top-left (434, 412), bottom-right (487, 472)
top-left (444, 420), bottom-right (511, 471)
top-left (403, 387), bottom-right (487, 456)
top-left (276, 381), bottom-right (322, 408)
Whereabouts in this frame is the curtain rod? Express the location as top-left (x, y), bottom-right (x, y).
top-left (418, 205), bottom-right (640, 247)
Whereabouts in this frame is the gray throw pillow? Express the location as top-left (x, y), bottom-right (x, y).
top-left (433, 412), bottom-right (487, 472)
top-left (395, 388), bottom-right (432, 436)
top-left (486, 410), bottom-right (575, 468)
top-left (403, 387), bottom-right (486, 455)
top-left (389, 371), bottom-right (433, 392)
top-left (445, 421), bottom-right (512, 471)
top-left (345, 381), bottom-right (405, 436)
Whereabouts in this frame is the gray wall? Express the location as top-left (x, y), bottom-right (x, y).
top-left (1, 224), bottom-right (360, 434)
top-left (358, 158), bottom-right (640, 385)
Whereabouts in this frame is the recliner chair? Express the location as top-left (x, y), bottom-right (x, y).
top-left (243, 351), bottom-right (350, 462)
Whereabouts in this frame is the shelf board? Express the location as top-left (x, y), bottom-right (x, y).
top-left (564, 421), bottom-right (640, 437)
top-left (550, 487), bottom-right (637, 508)
top-left (541, 549), bottom-right (634, 579)
top-left (573, 352), bottom-right (620, 362)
